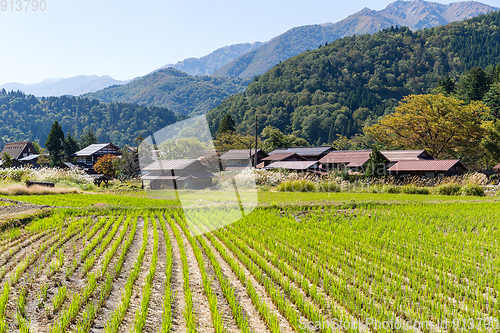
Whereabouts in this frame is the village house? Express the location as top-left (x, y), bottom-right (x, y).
top-left (220, 149), bottom-right (268, 170)
top-left (72, 143), bottom-right (121, 173)
top-left (141, 159), bottom-right (213, 190)
top-left (0, 141), bottom-right (37, 166)
top-left (319, 150), bottom-right (389, 173)
top-left (388, 159), bottom-right (468, 178)
top-left (258, 152), bottom-right (307, 168)
top-left (280, 146), bottom-right (334, 161)
top-left (381, 149), bottom-right (435, 167)
top-left (264, 160), bottom-right (327, 174)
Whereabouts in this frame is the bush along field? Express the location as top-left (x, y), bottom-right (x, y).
top-left (0, 193), bottom-right (499, 332)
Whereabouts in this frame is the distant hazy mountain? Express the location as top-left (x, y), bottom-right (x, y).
top-left (213, 0), bottom-right (498, 78)
top-left (162, 42), bottom-right (264, 76)
top-left (84, 68), bottom-right (251, 116)
top-left (0, 75), bottom-right (127, 97)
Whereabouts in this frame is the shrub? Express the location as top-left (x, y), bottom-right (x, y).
top-left (383, 185), bottom-right (401, 194)
top-left (460, 184), bottom-right (485, 197)
top-left (277, 180), bottom-right (316, 192)
top-left (317, 181), bottom-right (341, 193)
top-left (401, 185), bottom-right (430, 195)
top-left (434, 183), bottom-right (462, 196)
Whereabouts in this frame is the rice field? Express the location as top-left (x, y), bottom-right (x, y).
top-left (0, 196), bottom-right (499, 332)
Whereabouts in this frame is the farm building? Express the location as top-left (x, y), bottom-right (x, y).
top-left (0, 141), bottom-right (37, 166)
top-left (388, 159), bottom-right (468, 178)
top-left (141, 159), bottom-right (212, 190)
top-left (259, 153), bottom-right (307, 168)
top-left (264, 160), bottom-right (327, 174)
top-left (381, 149), bottom-right (435, 167)
top-left (281, 146), bottom-right (334, 161)
top-left (319, 150), bottom-right (388, 173)
top-left (220, 149), bottom-right (268, 170)
top-left (72, 143), bottom-right (121, 173)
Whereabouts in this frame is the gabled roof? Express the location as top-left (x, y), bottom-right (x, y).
top-left (388, 159), bottom-right (467, 172)
top-left (261, 153), bottom-right (307, 162)
top-left (73, 143), bottom-right (120, 156)
top-left (381, 149), bottom-right (434, 162)
top-left (1, 142), bottom-right (34, 160)
top-left (285, 146), bottom-right (333, 156)
top-left (267, 149), bottom-right (288, 155)
top-left (493, 163), bottom-right (500, 170)
top-left (319, 150), bottom-right (376, 167)
top-left (264, 161), bottom-right (320, 170)
top-left (142, 159), bottom-right (201, 171)
top-left (220, 149), bottom-right (266, 160)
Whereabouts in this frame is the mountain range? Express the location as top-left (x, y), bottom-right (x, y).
top-left (211, 0), bottom-right (498, 78)
top-left (0, 75), bottom-right (127, 97)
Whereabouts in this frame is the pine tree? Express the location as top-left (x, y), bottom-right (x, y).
top-left (79, 127), bottom-right (98, 149)
top-left (217, 114), bottom-right (236, 136)
top-left (64, 131), bottom-right (80, 161)
top-left (45, 121), bottom-right (66, 166)
top-left (364, 147), bottom-right (387, 178)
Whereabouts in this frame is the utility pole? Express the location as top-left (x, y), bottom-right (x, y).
top-left (254, 113), bottom-right (258, 168)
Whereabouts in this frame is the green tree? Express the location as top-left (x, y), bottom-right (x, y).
top-left (32, 142), bottom-right (42, 154)
top-left (364, 147), bottom-right (387, 177)
top-left (457, 67), bottom-right (491, 102)
top-left (366, 94), bottom-right (489, 159)
top-left (64, 131), bottom-right (79, 161)
top-left (114, 147), bottom-right (139, 179)
top-left (79, 127), bottom-right (98, 149)
top-left (1, 153), bottom-right (13, 168)
top-left (260, 126), bottom-right (309, 153)
top-left (45, 121), bottom-right (65, 166)
top-left (217, 114), bottom-right (236, 135)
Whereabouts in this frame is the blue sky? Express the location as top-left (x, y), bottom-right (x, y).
top-left (0, 0), bottom-right (498, 85)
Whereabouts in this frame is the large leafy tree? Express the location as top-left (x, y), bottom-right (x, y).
top-left (260, 126), bottom-right (308, 153)
top-left (366, 94), bottom-right (489, 159)
top-left (45, 121), bottom-right (66, 166)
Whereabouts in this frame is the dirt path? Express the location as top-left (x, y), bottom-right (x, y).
top-left (91, 217), bottom-right (144, 332)
top-left (164, 219), bottom-right (187, 332)
top-left (143, 217), bottom-right (167, 332)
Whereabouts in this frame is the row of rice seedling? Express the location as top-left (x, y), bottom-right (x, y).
top-left (234, 205), bottom-right (500, 331)
top-left (174, 213), bottom-right (226, 333)
top-left (157, 214), bottom-right (174, 333)
top-left (75, 215), bottom-right (138, 333)
top-left (131, 214), bottom-right (159, 332)
top-left (166, 214), bottom-right (196, 333)
top-left (104, 216), bottom-right (149, 333)
top-left (0, 283), bottom-right (9, 333)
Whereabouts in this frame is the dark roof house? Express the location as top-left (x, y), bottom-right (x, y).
top-left (72, 143), bottom-right (121, 172)
top-left (141, 159), bottom-right (212, 189)
top-left (283, 146), bottom-right (334, 161)
top-left (220, 149), bottom-right (268, 170)
top-left (388, 159), bottom-right (468, 178)
top-left (260, 153), bottom-right (307, 167)
top-left (0, 142), bottom-right (37, 165)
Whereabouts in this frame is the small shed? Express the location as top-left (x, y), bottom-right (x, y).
top-left (141, 159), bottom-right (212, 190)
top-left (220, 149), bottom-right (268, 170)
top-left (388, 159), bottom-right (468, 178)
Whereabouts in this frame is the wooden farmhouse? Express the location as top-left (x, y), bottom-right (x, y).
top-left (319, 150), bottom-right (388, 173)
top-left (259, 152), bottom-right (307, 168)
top-left (282, 146), bottom-right (334, 161)
top-left (220, 149), bottom-right (268, 170)
top-left (141, 159), bottom-right (212, 190)
top-left (388, 159), bottom-right (468, 178)
top-left (0, 141), bottom-right (37, 166)
top-left (72, 143), bottom-right (121, 173)
top-left (381, 149), bottom-right (435, 167)
top-left (264, 160), bottom-right (327, 174)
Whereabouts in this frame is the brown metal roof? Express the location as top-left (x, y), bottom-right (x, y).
top-left (493, 163), bottom-right (500, 170)
top-left (142, 159), bottom-right (200, 171)
top-left (388, 159), bottom-right (467, 172)
top-left (319, 150), bottom-right (374, 167)
top-left (381, 149), bottom-right (434, 162)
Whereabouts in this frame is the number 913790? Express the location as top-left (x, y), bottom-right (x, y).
top-left (1, 0), bottom-right (46, 11)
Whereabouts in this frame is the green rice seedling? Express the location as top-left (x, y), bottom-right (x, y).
top-left (158, 214), bottom-right (174, 333)
top-left (16, 311), bottom-right (30, 333)
top-left (52, 285), bottom-right (67, 313)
